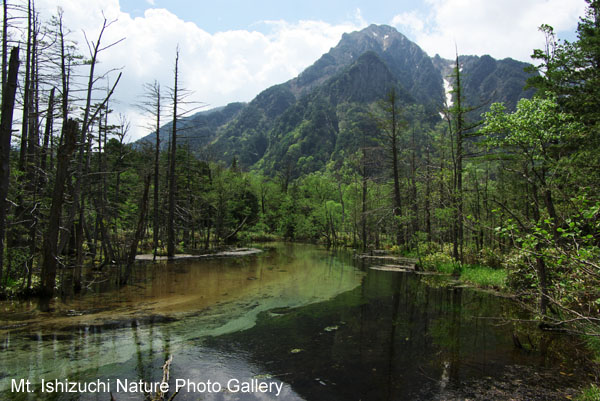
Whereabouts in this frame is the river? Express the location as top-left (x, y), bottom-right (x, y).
top-left (0, 243), bottom-right (592, 400)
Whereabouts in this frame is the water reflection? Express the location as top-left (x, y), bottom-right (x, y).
top-left (207, 268), bottom-right (590, 400)
top-left (0, 244), bottom-right (591, 400)
top-left (0, 244), bottom-right (360, 400)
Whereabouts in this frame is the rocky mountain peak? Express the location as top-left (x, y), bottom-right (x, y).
top-left (288, 24), bottom-right (420, 97)
top-left (137, 24), bottom-right (536, 176)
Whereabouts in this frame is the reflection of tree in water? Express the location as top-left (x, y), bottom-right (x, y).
top-left (385, 272), bottom-right (401, 401)
top-left (1, 246), bottom-right (592, 401)
top-left (207, 269), bottom-right (590, 400)
top-left (449, 288), bottom-right (462, 384)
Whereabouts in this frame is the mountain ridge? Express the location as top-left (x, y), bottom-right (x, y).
top-left (138, 24), bottom-right (535, 174)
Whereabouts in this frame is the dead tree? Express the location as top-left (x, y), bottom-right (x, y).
top-left (121, 174), bottom-right (151, 286)
top-left (0, 46), bottom-right (19, 284)
top-left (39, 119), bottom-right (78, 311)
top-left (167, 48), bottom-right (179, 257)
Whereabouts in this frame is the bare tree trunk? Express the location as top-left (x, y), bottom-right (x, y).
top-left (153, 83), bottom-right (160, 260)
top-left (6, 2), bottom-right (33, 283)
top-left (24, 14), bottom-right (40, 291)
top-left (58, 10), bottom-right (69, 128)
top-left (410, 128), bottom-right (419, 240)
top-left (338, 180), bottom-right (345, 239)
top-left (361, 148), bottom-right (368, 252)
top-left (73, 128), bottom-right (94, 293)
top-left (39, 119), bottom-right (78, 311)
top-left (536, 249), bottom-right (549, 316)
top-left (0, 46), bottom-right (19, 284)
top-left (385, 89), bottom-right (403, 246)
top-left (18, 0), bottom-right (32, 170)
top-left (39, 87), bottom-right (54, 174)
top-left (424, 146), bottom-right (432, 242)
top-left (451, 53), bottom-right (464, 263)
top-left (57, 73), bottom-right (121, 256)
top-left (167, 49), bottom-right (179, 257)
top-left (1, 0), bottom-right (8, 88)
top-left (57, 17), bottom-right (122, 258)
top-left (121, 174), bottom-right (151, 285)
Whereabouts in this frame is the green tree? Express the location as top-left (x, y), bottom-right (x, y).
top-left (529, 1), bottom-right (600, 128)
top-left (480, 96), bottom-right (583, 316)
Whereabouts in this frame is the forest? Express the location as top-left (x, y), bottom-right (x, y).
top-left (0, 0), bottom-right (599, 353)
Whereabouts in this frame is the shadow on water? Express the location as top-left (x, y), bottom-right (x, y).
top-left (207, 269), bottom-right (594, 400)
top-left (0, 243), bottom-right (594, 400)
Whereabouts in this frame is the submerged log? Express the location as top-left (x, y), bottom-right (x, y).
top-left (135, 247), bottom-right (262, 261)
top-left (368, 264), bottom-right (415, 272)
top-left (354, 253), bottom-right (418, 268)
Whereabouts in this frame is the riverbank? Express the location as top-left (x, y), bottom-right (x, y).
top-left (135, 247), bottom-right (262, 261)
top-left (355, 249), bottom-right (507, 292)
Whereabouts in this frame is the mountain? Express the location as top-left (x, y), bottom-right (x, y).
top-left (287, 24), bottom-right (444, 107)
top-left (432, 54), bottom-right (536, 115)
top-left (139, 101), bottom-right (245, 151)
top-left (138, 24), bottom-right (536, 174)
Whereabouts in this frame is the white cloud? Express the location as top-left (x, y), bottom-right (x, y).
top-left (391, 11), bottom-right (424, 35)
top-left (26, 0), bottom-right (586, 142)
top-left (391, 0), bottom-right (586, 61)
top-left (33, 1), bottom-right (365, 141)
top-left (354, 8), bottom-right (367, 27)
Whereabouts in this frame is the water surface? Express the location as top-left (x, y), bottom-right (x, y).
top-left (0, 244), bottom-right (592, 400)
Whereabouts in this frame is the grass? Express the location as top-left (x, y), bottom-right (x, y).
top-left (435, 262), bottom-right (459, 274)
top-left (578, 385), bottom-right (600, 401)
top-left (426, 261), bottom-right (507, 290)
top-left (576, 331), bottom-right (600, 400)
top-left (586, 335), bottom-right (600, 364)
top-left (419, 249), bottom-right (508, 290)
top-left (459, 264), bottom-right (507, 289)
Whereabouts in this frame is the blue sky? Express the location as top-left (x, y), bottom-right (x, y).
top-left (118, 0), bottom-right (581, 42)
top-left (119, 0), bottom-right (429, 34)
top-left (34, 0), bottom-right (588, 140)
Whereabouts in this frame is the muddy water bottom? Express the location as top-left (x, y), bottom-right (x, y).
top-left (0, 244), bottom-right (595, 400)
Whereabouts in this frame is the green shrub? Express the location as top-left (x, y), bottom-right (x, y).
top-left (389, 245), bottom-right (402, 255)
top-left (578, 385), bottom-right (600, 401)
top-left (421, 252), bottom-right (459, 273)
top-left (477, 247), bottom-right (504, 269)
top-left (503, 251), bottom-right (537, 291)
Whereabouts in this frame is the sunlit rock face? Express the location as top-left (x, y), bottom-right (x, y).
top-left (136, 24), bottom-right (536, 176)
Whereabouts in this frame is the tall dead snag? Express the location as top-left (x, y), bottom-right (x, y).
top-left (153, 83), bottom-right (161, 261)
top-left (39, 119), bottom-right (78, 311)
top-left (56, 15), bottom-right (124, 264)
top-left (167, 48), bottom-right (179, 258)
top-left (376, 88), bottom-right (404, 246)
top-left (24, 10), bottom-right (42, 291)
top-left (94, 104), bottom-right (116, 267)
top-left (450, 52), bottom-right (465, 263)
top-left (72, 18), bottom-right (123, 292)
top-left (2, 0), bottom-right (8, 88)
top-left (18, 0), bottom-right (32, 170)
top-left (445, 51), bottom-right (479, 263)
top-left (0, 46), bottom-right (19, 284)
top-left (137, 81), bottom-right (163, 260)
top-left (361, 146), bottom-right (368, 252)
top-left (39, 87), bottom-right (54, 174)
